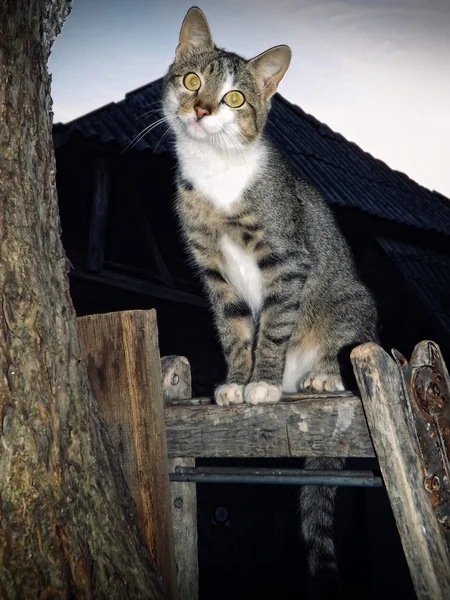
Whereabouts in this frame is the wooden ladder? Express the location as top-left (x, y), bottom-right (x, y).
top-left (77, 310), bottom-right (450, 600)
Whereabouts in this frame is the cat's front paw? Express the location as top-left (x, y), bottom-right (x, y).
top-left (215, 383), bottom-right (245, 407)
top-left (244, 382), bottom-right (282, 405)
top-left (299, 372), bottom-right (345, 392)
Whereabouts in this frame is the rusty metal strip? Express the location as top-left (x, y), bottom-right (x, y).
top-left (393, 342), bottom-right (450, 547)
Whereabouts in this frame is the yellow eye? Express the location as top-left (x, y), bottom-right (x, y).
top-left (224, 90), bottom-right (245, 108)
top-left (183, 72), bottom-right (201, 91)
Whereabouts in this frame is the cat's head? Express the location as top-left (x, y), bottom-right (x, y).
top-left (163, 6), bottom-right (291, 152)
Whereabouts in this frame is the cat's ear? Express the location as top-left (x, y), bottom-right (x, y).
top-left (249, 45), bottom-right (291, 99)
top-left (176, 7), bottom-right (214, 59)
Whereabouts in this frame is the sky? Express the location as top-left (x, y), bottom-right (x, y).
top-left (49, 0), bottom-right (450, 198)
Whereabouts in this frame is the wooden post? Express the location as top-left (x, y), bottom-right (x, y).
top-left (77, 310), bottom-right (177, 599)
top-left (351, 342), bottom-right (450, 600)
top-left (162, 356), bottom-right (199, 600)
top-left (168, 456), bottom-right (198, 600)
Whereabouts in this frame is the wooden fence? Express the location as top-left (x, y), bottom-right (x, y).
top-left (76, 310), bottom-right (450, 600)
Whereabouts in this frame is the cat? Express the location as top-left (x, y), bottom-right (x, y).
top-left (162, 6), bottom-right (378, 596)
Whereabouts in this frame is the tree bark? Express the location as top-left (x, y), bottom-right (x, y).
top-left (0, 2), bottom-right (167, 598)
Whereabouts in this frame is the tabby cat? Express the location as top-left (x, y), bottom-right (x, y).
top-left (163, 6), bottom-right (377, 595)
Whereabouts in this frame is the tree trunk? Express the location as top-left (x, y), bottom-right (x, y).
top-left (0, 2), bottom-right (167, 598)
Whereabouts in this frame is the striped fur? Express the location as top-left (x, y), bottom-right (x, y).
top-left (300, 456), bottom-right (346, 598)
top-left (163, 7), bottom-right (378, 595)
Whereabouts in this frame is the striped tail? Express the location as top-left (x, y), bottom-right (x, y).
top-left (299, 456), bottom-right (345, 599)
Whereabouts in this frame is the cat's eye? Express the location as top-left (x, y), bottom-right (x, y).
top-left (223, 90), bottom-right (245, 108)
top-left (183, 72), bottom-right (201, 91)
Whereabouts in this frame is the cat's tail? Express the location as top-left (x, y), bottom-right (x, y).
top-left (298, 456), bottom-right (345, 599)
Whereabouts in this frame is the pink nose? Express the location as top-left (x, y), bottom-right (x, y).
top-left (194, 105), bottom-right (210, 119)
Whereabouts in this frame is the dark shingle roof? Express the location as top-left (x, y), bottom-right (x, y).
top-left (54, 77), bottom-right (450, 236)
top-left (54, 78), bottom-right (450, 340)
top-left (377, 237), bottom-right (450, 338)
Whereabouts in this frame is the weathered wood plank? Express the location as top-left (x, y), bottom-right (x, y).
top-left (169, 458), bottom-right (199, 600)
top-left (351, 342), bottom-right (450, 600)
top-left (410, 340), bottom-right (450, 383)
top-left (162, 356), bottom-right (199, 600)
top-left (77, 310), bottom-right (177, 600)
top-left (410, 339), bottom-right (437, 369)
top-left (164, 392), bottom-right (374, 458)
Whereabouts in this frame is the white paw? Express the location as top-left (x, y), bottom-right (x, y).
top-left (299, 372), bottom-right (345, 392)
top-left (244, 382), bottom-right (282, 405)
top-left (215, 383), bottom-right (245, 407)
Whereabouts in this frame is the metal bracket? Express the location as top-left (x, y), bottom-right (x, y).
top-left (394, 342), bottom-right (450, 545)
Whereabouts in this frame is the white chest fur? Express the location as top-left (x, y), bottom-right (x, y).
top-left (176, 139), bottom-right (266, 211)
top-left (220, 235), bottom-right (263, 315)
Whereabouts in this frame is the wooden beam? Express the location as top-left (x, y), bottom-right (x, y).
top-left (164, 392), bottom-right (374, 458)
top-left (351, 342), bottom-right (450, 600)
top-left (168, 458), bottom-right (198, 600)
top-left (144, 221), bottom-right (174, 287)
top-left (70, 266), bottom-right (207, 308)
top-left (77, 310), bottom-right (178, 600)
top-left (162, 356), bottom-right (199, 600)
top-left (86, 156), bottom-right (111, 272)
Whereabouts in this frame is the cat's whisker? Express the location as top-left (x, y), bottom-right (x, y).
top-left (122, 116), bottom-right (172, 154)
top-left (226, 132), bottom-right (238, 156)
top-left (230, 132), bottom-right (251, 172)
top-left (226, 127), bottom-right (252, 171)
top-left (137, 107), bottom-right (164, 120)
top-left (154, 117), bottom-right (178, 153)
top-left (229, 124), bottom-right (250, 145)
top-left (219, 128), bottom-right (247, 163)
top-left (217, 130), bottom-right (236, 157)
top-left (214, 127), bottom-right (235, 152)
top-left (139, 100), bottom-right (164, 110)
top-left (226, 121), bottom-right (250, 144)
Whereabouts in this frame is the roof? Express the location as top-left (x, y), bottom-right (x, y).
top-left (54, 77), bottom-right (450, 236)
top-left (377, 236), bottom-right (450, 339)
top-left (54, 78), bottom-right (450, 341)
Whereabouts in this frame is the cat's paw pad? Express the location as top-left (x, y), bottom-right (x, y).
top-left (299, 372), bottom-right (345, 392)
top-left (215, 383), bottom-right (245, 407)
top-left (244, 382), bottom-right (282, 405)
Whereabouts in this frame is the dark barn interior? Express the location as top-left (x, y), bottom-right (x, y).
top-left (53, 78), bottom-right (450, 599)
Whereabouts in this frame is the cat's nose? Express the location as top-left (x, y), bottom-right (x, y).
top-left (194, 105), bottom-right (210, 119)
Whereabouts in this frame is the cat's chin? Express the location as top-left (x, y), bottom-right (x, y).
top-left (183, 120), bottom-right (210, 140)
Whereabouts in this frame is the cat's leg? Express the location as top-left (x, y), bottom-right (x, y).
top-left (294, 284), bottom-right (377, 392)
top-left (205, 275), bottom-right (255, 407)
top-left (282, 341), bottom-right (320, 393)
top-left (246, 291), bottom-right (301, 405)
top-left (299, 354), bottom-right (345, 393)
top-left (244, 248), bottom-right (309, 405)
top-left (282, 313), bottom-right (345, 394)
top-left (293, 333), bottom-right (345, 393)
top-left (214, 301), bottom-right (254, 405)
top-left (214, 302), bottom-right (253, 406)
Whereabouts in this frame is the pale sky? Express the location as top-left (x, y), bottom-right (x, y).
top-left (49, 0), bottom-right (450, 198)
